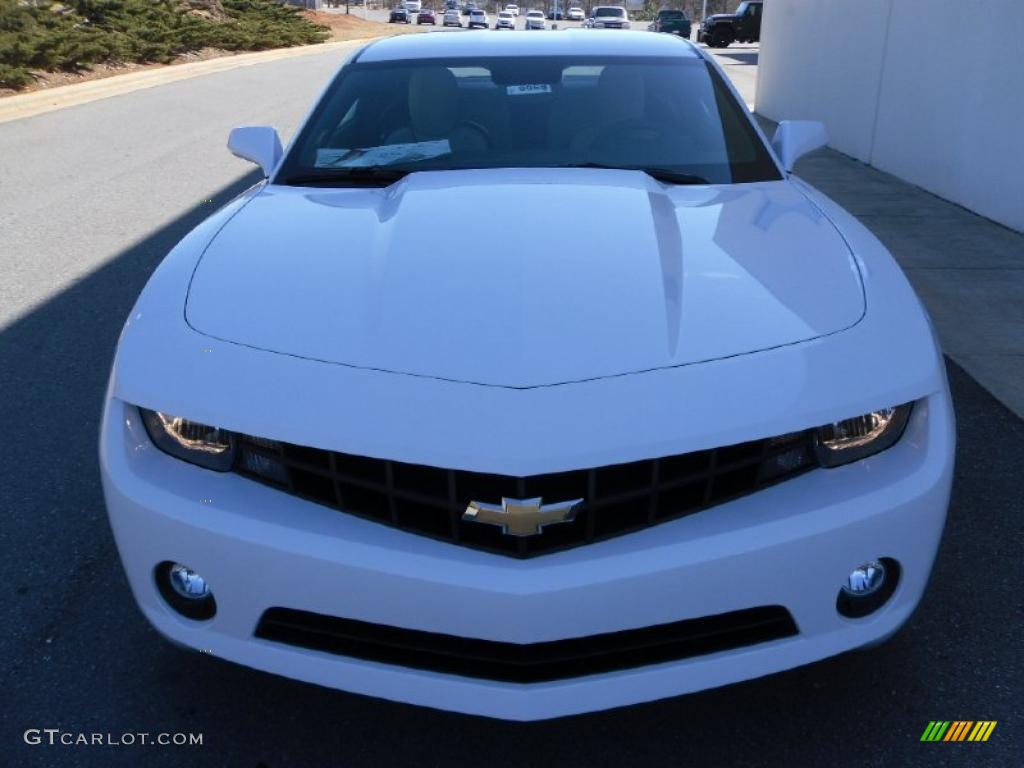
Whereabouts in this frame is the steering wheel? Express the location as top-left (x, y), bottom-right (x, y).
top-left (452, 119), bottom-right (492, 152)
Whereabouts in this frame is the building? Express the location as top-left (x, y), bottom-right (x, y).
top-left (756, 0), bottom-right (1023, 232)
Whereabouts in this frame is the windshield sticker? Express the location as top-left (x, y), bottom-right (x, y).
top-left (315, 140), bottom-right (451, 169)
top-left (506, 84), bottom-right (553, 96)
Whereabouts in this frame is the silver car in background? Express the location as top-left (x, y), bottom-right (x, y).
top-left (587, 5), bottom-right (630, 29)
top-left (525, 9), bottom-right (545, 29)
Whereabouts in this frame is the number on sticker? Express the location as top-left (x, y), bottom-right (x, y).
top-left (507, 84), bottom-right (553, 96)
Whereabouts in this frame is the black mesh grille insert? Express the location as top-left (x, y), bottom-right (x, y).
top-left (233, 430), bottom-right (816, 558)
top-left (255, 605), bottom-right (799, 683)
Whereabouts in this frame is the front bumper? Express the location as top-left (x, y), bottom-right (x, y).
top-left (101, 390), bottom-right (953, 720)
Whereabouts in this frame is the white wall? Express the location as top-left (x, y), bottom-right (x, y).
top-left (756, 0), bottom-right (1024, 233)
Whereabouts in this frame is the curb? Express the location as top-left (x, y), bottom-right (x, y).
top-left (0, 38), bottom-right (377, 126)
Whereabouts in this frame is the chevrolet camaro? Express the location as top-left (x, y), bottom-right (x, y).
top-left (100, 31), bottom-right (955, 721)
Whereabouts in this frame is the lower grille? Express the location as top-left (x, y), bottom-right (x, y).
top-left (255, 606), bottom-right (798, 683)
top-left (233, 431), bottom-right (816, 558)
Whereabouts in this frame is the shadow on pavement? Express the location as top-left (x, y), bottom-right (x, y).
top-left (0, 168), bottom-right (262, 726)
top-left (718, 51), bottom-right (759, 65)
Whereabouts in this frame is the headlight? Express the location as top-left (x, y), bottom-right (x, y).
top-left (139, 408), bottom-right (236, 471)
top-left (813, 404), bottom-right (913, 468)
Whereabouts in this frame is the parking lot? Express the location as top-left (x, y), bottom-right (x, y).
top-left (347, 5), bottom-right (658, 30)
top-left (1, 22), bottom-right (1020, 768)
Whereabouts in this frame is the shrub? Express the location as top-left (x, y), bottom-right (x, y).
top-left (0, 0), bottom-right (329, 89)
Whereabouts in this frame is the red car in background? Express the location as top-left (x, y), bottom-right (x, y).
top-left (417, 7), bottom-right (437, 23)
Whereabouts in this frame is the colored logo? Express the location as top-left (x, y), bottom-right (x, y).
top-left (462, 497), bottom-right (582, 537)
top-left (920, 721), bottom-right (997, 742)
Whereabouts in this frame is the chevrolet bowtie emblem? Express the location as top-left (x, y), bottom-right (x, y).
top-left (463, 497), bottom-right (583, 537)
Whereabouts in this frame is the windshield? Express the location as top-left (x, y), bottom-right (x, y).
top-left (275, 55), bottom-right (781, 185)
top-left (594, 7), bottom-right (625, 17)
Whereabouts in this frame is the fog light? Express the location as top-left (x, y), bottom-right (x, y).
top-left (836, 557), bottom-right (899, 619)
top-left (842, 560), bottom-right (886, 597)
top-left (156, 561), bottom-right (217, 620)
top-left (169, 564), bottom-right (211, 599)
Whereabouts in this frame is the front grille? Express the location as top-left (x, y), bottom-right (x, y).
top-left (255, 606), bottom-right (798, 683)
top-left (232, 430), bottom-right (816, 558)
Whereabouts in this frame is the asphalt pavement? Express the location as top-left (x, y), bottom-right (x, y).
top-left (0, 28), bottom-right (1021, 768)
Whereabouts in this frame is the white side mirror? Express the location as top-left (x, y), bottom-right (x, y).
top-left (228, 126), bottom-right (283, 178)
top-left (771, 120), bottom-right (828, 173)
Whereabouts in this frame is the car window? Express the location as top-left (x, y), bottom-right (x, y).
top-left (276, 55), bottom-right (781, 185)
top-left (595, 7), bottom-right (625, 17)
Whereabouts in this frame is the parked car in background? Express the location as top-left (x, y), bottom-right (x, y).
top-left (404, 0), bottom-right (422, 11)
top-left (495, 10), bottom-right (516, 28)
top-left (461, 2), bottom-right (476, 15)
top-left (505, 3), bottom-right (519, 15)
top-left (389, 5), bottom-right (410, 22)
top-left (567, 6), bottom-right (584, 20)
top-left (467, 8), bottom-right (488, 27)
top-left (547, 4), bottom-right (563, 19)
top-left (586, 5), bottom-right (629, 29)
top-left (417, 7), bottom-right (436, 23)
top-left (443, 7), bottom-right (462, 24)
top-left (698, 0), bottom-right (763, 47)
top-left (650, 8), bottom-right (691, 37)
top-left (525, 9), bottom-right (545, 28)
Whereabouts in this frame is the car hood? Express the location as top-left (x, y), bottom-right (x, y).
top-left (706, 13), bottom-right (737, 22)
top-left (186, 170), bottom-right (863, 388)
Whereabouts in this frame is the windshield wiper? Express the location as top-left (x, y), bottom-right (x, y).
top-left (280, 167), bottom-right (413, 187)
top-left (638, 167), bottom-right (710, 185)
top-left (556, 163), bottom-right (708, 185)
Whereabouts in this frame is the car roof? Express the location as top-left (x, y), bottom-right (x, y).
top-left (359, 29), bottom-right (699, 62)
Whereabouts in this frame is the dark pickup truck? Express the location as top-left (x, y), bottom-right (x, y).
top-left (698, 0), bottom-right (763, 48)
top-left (649, 9), bottom-right (692, 38)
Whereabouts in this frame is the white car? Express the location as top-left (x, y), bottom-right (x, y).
top-left (495, 10), bottom-right (515, 28)
top-left (101, 31), bottom-right (954, 722)
top-left (587, 5), bottom-right (630, 28)
top-left (567, 5), bottom-right (584, 20)
top-left (505, 3), bottom-right (519, 14)
top-left (525, 9), bottom-right (545, 28)
top-left (442, 7), bottom-right (461, 25)
top-left (404, 0), bottom-right (422, 10)
top-left (467, 8), bottom-right (488, 27)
